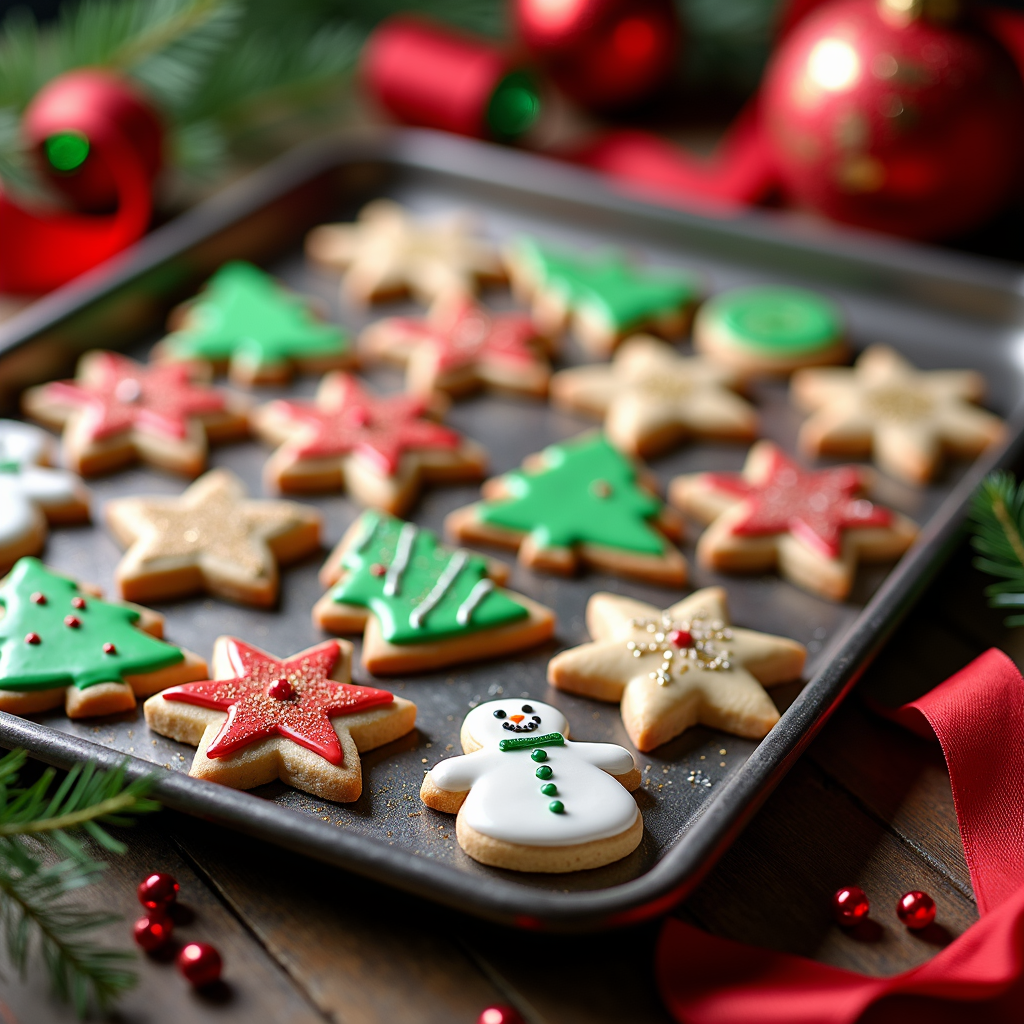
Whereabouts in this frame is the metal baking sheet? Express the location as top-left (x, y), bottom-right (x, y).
top-left (1, 129), bottom-right (1023, 930)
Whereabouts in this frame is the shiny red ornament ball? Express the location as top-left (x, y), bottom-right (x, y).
top-left (478, 1006), bottom-right (524, 1024)
top-left (832, 885), bottom-right (870, 925)
top-left (137, 871), bottom-right (180, 912)
top-left (177, 942), bottom-right (222, 987)
top-left (133, 915), bottom-right (173, 952)
top-left (267, 677), bottom-right (296, 701)
top-left (760, 0), bottom-right (1024, 240)
top-left (896, 889), bottom-right (936, 929)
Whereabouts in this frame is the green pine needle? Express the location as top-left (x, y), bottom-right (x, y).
top-left (969, 470), bottom-right (1024, 626)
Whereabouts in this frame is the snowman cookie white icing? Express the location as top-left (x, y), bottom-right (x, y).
top-left (421, 698), bottom-right (643, 873)
top-left (0, 420), bottom-right (90, 572)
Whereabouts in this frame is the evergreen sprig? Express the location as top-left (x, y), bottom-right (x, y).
top-left (0, 749), bottom-right (159, 1016)
top-left (969, 470), bottom-right (1024, 626)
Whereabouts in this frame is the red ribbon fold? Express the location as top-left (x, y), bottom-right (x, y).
top-left (657, 648), bottom-right (1024, 1024)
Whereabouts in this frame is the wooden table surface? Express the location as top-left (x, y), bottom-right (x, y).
top-left (0, 538), bottom-right (1008, 1023)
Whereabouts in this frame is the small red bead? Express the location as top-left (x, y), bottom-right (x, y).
top-left (896, 890), bottom-right (936, 930)
top-left (137, 871), bottom-right (179, 911)
top-left (370, 563), bottom-right (386, 577)
top-left (103, 642), bottom-right (117, 654)
top-left (267, 677), bottom-right (295, 701)
top-left (478, 1007), bottom-right (523, 1024)
top-left (668, 629), bottom-right (693, 648)
top-left (30, 592), bottom-right (46, 604)
top-left (64, 615), bottom-right (81, 628)
top-left (177, 942), bottom-right (222, 987)
top-left (832, 886), bottom-right (870, 926)
top-left (133, 915), bottom-right (173, 952)
top-left (25, 633), bottom-right (40, 645)
top-left (71, 596), bottom-right (86, 609)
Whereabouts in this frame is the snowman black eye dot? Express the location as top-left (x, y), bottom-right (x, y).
top-left (532, 716), bottom-right (541, 723)
top-left (493, 710), bottom-right (506, 719)
top-left (521, 704), bottom-right (534, 713)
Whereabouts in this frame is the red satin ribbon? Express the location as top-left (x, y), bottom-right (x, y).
top-left (656, 648), bottom-right (1024, 1024)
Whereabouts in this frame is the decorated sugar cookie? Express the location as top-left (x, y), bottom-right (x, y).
top-left (154, 262), bottom-right (353, 386)
top-left (105, 468), bottom-right (322, 608)
top-left (0, 420), bottom-right (90, 572)
top-left (0, 558), bottom-right (207, 719)
top-left (359, 296), bottom-right (553, 399)
top-left (694, 285), bottom-right (848, 376)
top-left (549, 336), bottom-right (758, 458)
top-left (145, 637), bottom-right (416, 802)
top-left (792, 345), bottom-right (1006, 485)
top-left (505, 236), bottom-right (699, 357)
top-left (445, 432), bottom-right (686, 585)
top-left (669, 441), bottom-right (918, 601)
top-left (306, 199), bottom-right (505, 305)
top-left (420, 698), bottom-right (642, 873)
top-left (548, 588), bottom-right (806, 751)
top-left (22, 351), bottom-right (249, 478)
top-left (314, 511), bottom-right (555, 674)
top-left (253, 373), bottom-right (487, 514)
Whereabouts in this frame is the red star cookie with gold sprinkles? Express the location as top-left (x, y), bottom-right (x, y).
top-left (145, 637), bottom-right (416, 802)
top-left (669, 441), bottom-right (917, 601)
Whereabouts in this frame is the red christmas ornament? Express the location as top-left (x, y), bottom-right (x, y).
top-left (513, 0), bottom-right (681, 111)
top-left (896, 889), bottom-right (936, 929)
top-left (478, 1006), bottom-right (524, 1024)
top-left (760, 0), bottom-right (1024, 239)
top-left (832, 885), bottom-right (870, 925)
top-left (137, 871), bottom-right (180, 912)
top-left (133, 915), bottom-right (173, 952)
top-left (177, 942), bottom-right (222, 987)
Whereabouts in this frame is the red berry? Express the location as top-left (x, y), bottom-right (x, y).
top-left (896, 890), bottom-right (936, 930)
top-left (24, 633), bottom-right (40, 645)
top-left (832, 886), bottom-right (870, 926)
top-left (177, 942), bottom-right (222, 987)
top-left (71, 596), bottom-right (86, 609)
top-left (478, 1007), bottom-right (523, 1024)
top-left (668, 629), bottom-right (692, 648)
top-left (64, 615), bottom-right (81, 628)
top-left (134, 915), bottom-right (173, 952)
top-left (137, 871), bottom-right (179, 911)
top-left (267, 677), bottom-right (295, 701)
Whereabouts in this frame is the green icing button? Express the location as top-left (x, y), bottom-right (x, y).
top-left (707, 286), bottom-right (842, 357)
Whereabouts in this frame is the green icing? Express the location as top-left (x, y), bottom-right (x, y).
top-left (331, 511), bottom-right (528, 645)
top-left (708, 286), bottom-right (841, 356)
top-left (500, 732), bottom-right (565, 752)
top-left (0, 558), bottom-right (184, 692)
top-left (478, 434), bottom-right (666, 556)
top-left (515, 237), bottom-right (697, 331)
top-left (162, 262), bottom-right (349, 370)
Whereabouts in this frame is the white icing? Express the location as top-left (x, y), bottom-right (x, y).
top-left (429, 699), bottom-right (638, 847)
top-left (384, 522), bottom-right (417, 596)
top-left (410, 550), bottom-right (467, 628)
top-left (0, 420), bottom-right (52, 468)
top-left (456, 578), bottom-right (494, 626)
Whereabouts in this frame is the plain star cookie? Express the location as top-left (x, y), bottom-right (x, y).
top-left (0, 420), bottom-right (90, 572)
top-left (359, 296), bottom-right (553, 399)
top-left (549, 335), bottom-right (758, 457)
top-left (791, 345), bottom-right (1006, 484)
top-left (22, 351), bottom-right (249, 478)
top-left (548, 588), bottom-right (806, 751)
top-left (420, 698), bottom-right (642, 873)
top-left (505, 236), bottom-right (699, 357)
top-left (154, 262), bottom-right (353, 385)
top-left (306, 199), bottom-right (505, 305)
top-left (445, 432), bottom-right (687, 585)
top-left (0, 558), bottom-right (207, 719)
top-left (253, 373), bottom-right (487, 514)
top-left (105, 468), bottom-right (322, 607)
top-left (145, 637), bottom-right (416, 802)
top-left (669, 441), bottom-right (918, 601)
top-left (313, 511), bottom-right (555, 675)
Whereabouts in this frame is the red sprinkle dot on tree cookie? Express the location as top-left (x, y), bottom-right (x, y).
top-left (668, 629), bottom-right (693, 648)
top-left (71, 596), bottom-right (86, 609)
top-left (30, 592), bottom-right (46, 604)
top-left (64, 615), bottom-right (81, 628)
top-left (25, 633), bottom-right (40, 645)
top-left (103, 642), bottom-right (117, 654)
top-left (370, 563), bottom-right (386, 577)
top-left (267, 677), bottom-right (296, 701)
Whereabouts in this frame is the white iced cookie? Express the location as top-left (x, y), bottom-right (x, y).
top-left (420, 698), bottom-right (642, 873)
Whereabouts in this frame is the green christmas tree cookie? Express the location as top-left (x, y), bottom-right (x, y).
top-left (445, 433), bottom-right (687, 585)
top-left (156, 262), bottom-right (353, 385)
top-left (314, 511), bottom-right (555, 675)
top-left (0, 558), bottom-right (207, 719)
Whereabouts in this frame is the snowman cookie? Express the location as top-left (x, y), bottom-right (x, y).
top-left (421, 699), bottom-right (642, 873)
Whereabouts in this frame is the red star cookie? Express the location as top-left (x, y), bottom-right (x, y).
top-left (254, 373), bottom-right (487, 514)
top-left (145, 637), bottom-right (416, 802)
top-left (22, 351), bottom-right (248, 477)
top-left (670, 441), bottom-right (918, 601)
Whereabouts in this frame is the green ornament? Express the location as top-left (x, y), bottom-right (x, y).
top-left (0, 558), bottom-right (184, 692)
top-left (531, 748), bottom-right (548, 763)
top-left (535, 764), bottom-right (553, 779)
top-left (330, 511), bottom-right (528, 645)
top-left (548, 800), bottom-right (565, 814)
top-left (540, 782), bottom-right (557, 796)
top-left (478, 433), bottom-right (666, 555)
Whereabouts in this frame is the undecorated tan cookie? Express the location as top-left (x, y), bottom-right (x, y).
top-left (669, 441), bottom-right (918, 601)
top-left (0, 557), bottom-right (207, 719)
top-left (445, 432), bottom-right (686, 585)
top-left (105, 468), bottom-right (321, 607)
top-left (548, 588), bottom-right (806, 751)
top-left (145, 637), bottom-right (416, 802)
top-left (421, 698), bottom-right (642, 873)
top-left (792, 345), bottom-right (1006, 485)
top-left (549, 335), bottom-right (757, 457)
top-left (314, 510), bottom-right (555, 675)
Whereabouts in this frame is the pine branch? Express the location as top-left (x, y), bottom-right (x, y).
top-left (969, 470), bottom-right (1024, 626)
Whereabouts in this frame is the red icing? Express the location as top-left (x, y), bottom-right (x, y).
top-left (160, 638), bottom-right (394, 765)
top-left (271, 374), bottom-right (460, 475)
top-left (71, 596), bottom-right (86, 609)
top-left (103, 642), bottom-right (117, 654)
top-left (64, 615), bottom-right (81, 628)
top-left (43, 352), bottom-right (226, 442)
top-left (25, 632), bottom-right (40, 644)
top-left (30, 592), bottom-right (46, 605)
top-left (668, 629), bottom-right (692, 648)
top-left (703, 447), bottom-right (892, 560)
